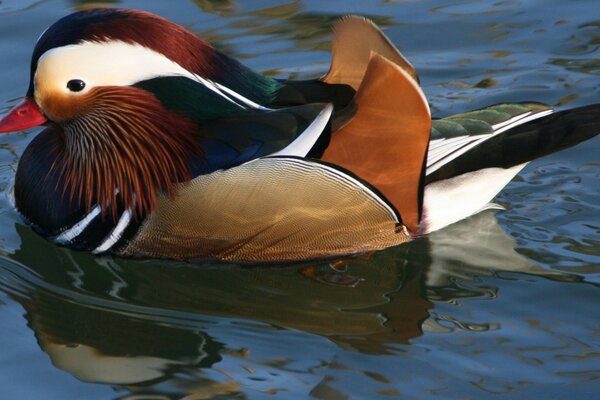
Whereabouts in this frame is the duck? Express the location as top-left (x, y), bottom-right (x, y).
top-left (0, 8), bottom-right (598, 263)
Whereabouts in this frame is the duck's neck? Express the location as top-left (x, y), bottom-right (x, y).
top-left (53, 87), bottom-right (202, 221)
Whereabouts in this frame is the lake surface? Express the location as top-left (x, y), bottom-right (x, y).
top-left (0, 0), bottom-right (599, 399)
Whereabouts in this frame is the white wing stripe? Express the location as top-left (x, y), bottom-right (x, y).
top-left (269, 104), bottom-right (334, 157)
top-left (190, 75), bottom-right (274, 111)
top-left (428, 142), bottom-right (475, 166)
top-left (491, 112), bottom-right (531, 130)
top-left (426, 109), bottom-right (554, 175)
top-left (492, 109), bottom-right (553, 135)
top-left (213, 81), bottom-right (272, 111)
top-left (190, 73), bottom-right (246, 109)
top-left (427, 136), bottom-right (478, 160)
top-left (427, 135), bottom-right (496, 175)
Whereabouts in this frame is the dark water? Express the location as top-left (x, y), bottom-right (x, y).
top-left (0, 0), bottom-right (599, 399)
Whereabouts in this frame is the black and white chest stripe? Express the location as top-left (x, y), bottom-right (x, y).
top-left (52, 206), bottom-right (139, 254)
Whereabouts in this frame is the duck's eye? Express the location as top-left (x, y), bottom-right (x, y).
top-left (66, 79), bottom-right (86, 92)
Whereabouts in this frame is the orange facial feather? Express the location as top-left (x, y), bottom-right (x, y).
top-left (47, 86), bottom-right (202, 221)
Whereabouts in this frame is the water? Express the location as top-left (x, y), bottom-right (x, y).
top-left (0, 0), bottom-right (599, 399)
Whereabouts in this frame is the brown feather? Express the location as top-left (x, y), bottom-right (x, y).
top-left (80, 9), bottom-right (219, 77)
top-left (120, 157), bottom-right (409, 263)
top-left (322, 53), bottom-right (431, 233)
top-left (322, 16), bottom-right (419, 89)
top-left (49, 86), bottom-right (201, 220)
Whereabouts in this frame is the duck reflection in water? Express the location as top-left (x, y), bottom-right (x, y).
top-left (1, 210), bottom-right (575, 393)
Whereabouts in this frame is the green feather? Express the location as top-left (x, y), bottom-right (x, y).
top-left (431, 102), bottom-right (552, 140)
top-left (135, 77), bottom-right (243, 122)
top-left (229, 65), bottom-right (282, 105)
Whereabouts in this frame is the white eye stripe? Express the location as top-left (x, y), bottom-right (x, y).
top-left (36, 41), bottom-right (191, 89)
top-left (35, 40), bottom-right (269, 110)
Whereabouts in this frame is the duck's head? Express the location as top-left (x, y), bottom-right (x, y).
top-left (0, 8), bottom-right (229, 217)
top-left (0, 8), bottom-right (224, 129)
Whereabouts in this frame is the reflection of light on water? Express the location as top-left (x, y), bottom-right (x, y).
top-left (0, 203), bottom-right (591, 394)
top-left (498, 158), bottom-right (600, 279)
top-left (0, 0), bottom-right (45, 14)
top-left (46, 342), bottom-right (206, 384)
top-left (425, 210), bottom-right (565, 288)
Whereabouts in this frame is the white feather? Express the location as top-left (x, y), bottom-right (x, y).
top-left (426, 109), bottom-right (554, 175)
top-left (53, 205), bottom-right (101, 244)
top-left (269, 104), bottom-right (334, 158)
top-left (35, 40), bottom-right (265, 110)
top-left (427, 136), bottom-right (479, 165)
top-left (421, 163), bottom-right (527, 234)
top-left (92, 209), bottom-right (132, 254)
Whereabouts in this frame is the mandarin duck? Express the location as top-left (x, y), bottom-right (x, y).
top-left (0, 8), bottom-right (598, 263)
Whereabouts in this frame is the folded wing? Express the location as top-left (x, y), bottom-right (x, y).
top-left (121, 157), bottom-right (409, 263)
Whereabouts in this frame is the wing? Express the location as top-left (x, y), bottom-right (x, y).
top-left (422, 103), bottom-right (600, 234)
top-left (135, 76), bottom-right (335, 174)
top-left (427, 103), bottom-right (600, 183)
top-left (273, 16), bottom-right (418, 109)
top-left (427, 102), bottom-right (553, 176)
top-left (322, 53), bottom-right (431, 234)
top-left (193, 103), bottom-right (333, 174)
top-left (271, 15), bottom-right (419, 130)
top-left (322, 16), bottom-right (419, 88)
top-left (119, 157), bottom-right (409, 263)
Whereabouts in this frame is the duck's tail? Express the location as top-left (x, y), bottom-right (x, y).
top-left (421, 104), bottom-right (600, 234)
top-left (321, 53), bottom-right (431, 234)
